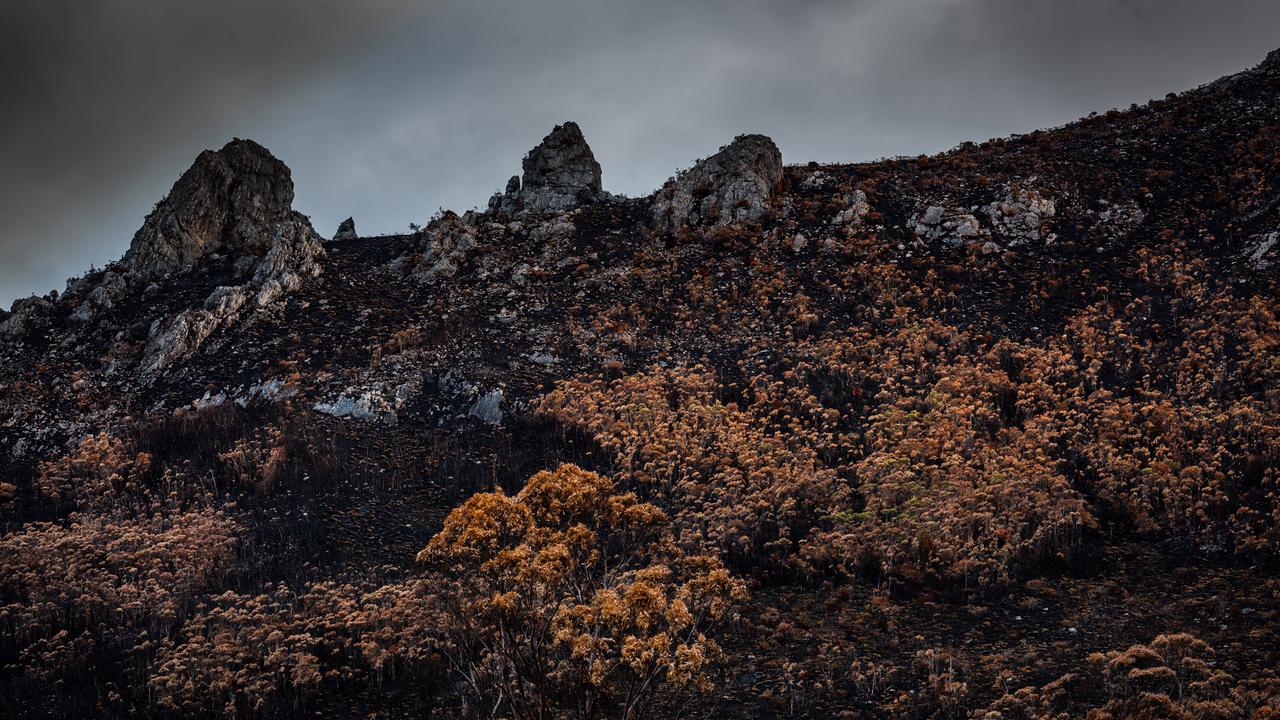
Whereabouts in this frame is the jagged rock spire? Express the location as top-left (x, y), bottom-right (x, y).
top-left (125, 139), bottom-right (306, 279)
top-left (489, 122), bottom-right (604, 215)
top-left (124, 139), bottom-right (325, 376)
top-left (521, 122), bottom-right (603, 213)
top-left (334, 217), bottom-right (357, 240)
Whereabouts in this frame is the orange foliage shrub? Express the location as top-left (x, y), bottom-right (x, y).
top-left (985, 632), bottom-right (1280, 719)
top-left (419, 463), bottom-right (746, 719)
top-left (34, 432), bottom-right (152, 513)
top-left (542, 368), bottom-right (844, 578)
top-left (151, 578), bottom-right (443, 717)
top-left (0, 509), bottom-right (239, 633)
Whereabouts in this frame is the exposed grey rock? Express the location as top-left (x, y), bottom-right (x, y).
top-left (0, 295), bottom-right (54, 339)
top-left (912, 205), bottom-right (986, 247)
top-left (984, 185), bottom-right (1056, 246)
top-left (488, 175), bottom-right (523, 214)
top-left (1090, 200), bottom-right (1146, 244)
top-left (800, 170), bottom-right (834, 190)
top-left (333, 217), bottom-right (357, 240)
top-left (314, 376), bottom-right (418, 425)
top-left (249, 223), bottom-right (324, 307)
top-left (1245, 231), bottom-right (1279, 270)
top-left (832, 190), bottom-right (871, 226)
top-left (69, 271), bottom-right (128, 323)
top-left (409, 211), bottom-right (479, 283)
top-left (129, 140), bottom-right (324, 376)
top-left (519, 122), bottom-right (603, 213)
top-left (652, 134), bottom-right (783, 231)
top-left (125, 139), bottom-right (307, 279)
top-left (469, 389), bottom-right (504, 425)
top-left (315, 391), bottom-right (390, 422)
top-left (138, 221), bottom-right (323, 376)
top-left (139, 307), bottom-right (225, 376)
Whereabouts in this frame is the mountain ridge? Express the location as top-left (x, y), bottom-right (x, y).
top-left (1, 48), bottom-right (1278, 719)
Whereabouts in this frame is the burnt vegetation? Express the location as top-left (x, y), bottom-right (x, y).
top-left (2, 53), bottom-right (1280, 719)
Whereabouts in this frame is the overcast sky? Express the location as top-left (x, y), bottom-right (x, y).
top-left (2, 0), bottom-right (1279, 307)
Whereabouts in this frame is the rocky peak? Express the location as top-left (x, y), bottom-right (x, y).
top-left (125, 139), bottom-right (301, 279)
top-left (334, 217), bottom-right (358, 240)
top-left (652, 133), bottom-right (783, 231)
top-left (516, 122), bottom-right (604, 213)
top-left (115, 139), bottom-right (325, 376)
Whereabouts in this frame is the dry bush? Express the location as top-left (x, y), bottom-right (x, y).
top-left (216, 426), bottom-right (287, 493)
top-left (0, 509), bottom-right (239, 635)
top-left (984, 632), bottom-right (1280, 719)
top-left (419, 463), bottom-right (747, 720)
top-left (541, 367), bottom-right (845, 579)
top-left (34, 432), bottom-right (153, 513)
top-left (151, 578), bottom-right (444, 717)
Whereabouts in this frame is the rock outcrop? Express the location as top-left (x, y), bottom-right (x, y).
top-left (652, 134), bottom-right (783, 231)
top-left (0, 295), bottom-right (54, 340)
top-left (333, 217), bottom-right (358, 240)
top-left (131, 140), bottom-right (325, 376)
top-left (406, 211), bottom-right (478, 283)
top-left (1245, 231), bottom-right (1278, 270)
top-left (488, 175), bottom-right (523, 215)
top-left (125, 139), bottom-right (309, 279)
top-left (984, 185), bottom-right (1056, 246)
top-left (912, 205), bottom-right (986, 247)
top-left (488, 123), bottom-right (604, 215)
top-left (519, 122), bottom-right (603, 213)
top-left (139, 225), bottom-right (323, 376)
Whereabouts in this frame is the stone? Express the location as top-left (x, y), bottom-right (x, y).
top-left (488, 175), bottom-right (523, 215)
top-left (1090, 200), bottom-right (1146, 245)
top-left (315, 391), bottom-right (390, 422)
top-left (519, 122), bottom-right (603, 213)
top-left (469, 389), bottom-right (504, 425)
top-left (333, 217), bottom-right (357, 240)
top-left (833, 190), bottom-right (871, 226)
top-left (0, 295), bottom-right (54, 339)
top-left (126, 140), bottom-right (324, 376)
top-left (913, 205), bottom-right (988, 247)
top-left (125, 138), bottom-right (310, 279)
top-left (249, 224), bottom-right (324, 307)
top-left (409, 211), bottom-right (478, 283)
top-left (69, 271), bottom-right (128, 323)
top-left (984, 185), bottom-right (1056, 246)
top-left (653, 134), bottom-right (783, 231)
top-left (1245, 231), bottom-right (1278, 270)
top-left (138, 217), bottom-right (323, 376)
top-left (139, 307), bottom-right (225, 376)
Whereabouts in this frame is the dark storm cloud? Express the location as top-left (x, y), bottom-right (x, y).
top-left (3, 0), bottom-right (1279, 307)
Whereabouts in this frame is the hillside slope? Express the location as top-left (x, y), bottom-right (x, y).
top-left (2, 51), bottom-right (1279, 719)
